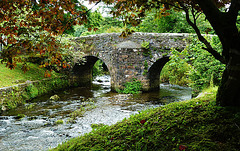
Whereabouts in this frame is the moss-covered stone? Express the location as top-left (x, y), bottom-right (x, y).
top-left (0, 77), bottom-right (70, 113)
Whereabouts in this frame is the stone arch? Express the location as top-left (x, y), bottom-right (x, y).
top-left (71, 55), bottom-right (111, 87)
top-left (148, 56), bottom-right (170, 91)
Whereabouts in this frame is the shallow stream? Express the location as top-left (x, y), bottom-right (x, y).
top-left (0, 75), bottom-right (192, 151)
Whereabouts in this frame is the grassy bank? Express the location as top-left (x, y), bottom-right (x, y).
top-left (52, 87), bottom-right (240, 151)
top-left (0, 62), bottom-right (61, 88)
top-left (0, 62), bottom-right (70, 111)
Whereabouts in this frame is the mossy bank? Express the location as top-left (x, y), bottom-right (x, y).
top-left (52, 87), bottom-right (240, 151)
top-left (0, 76), bottom-right (70, 113)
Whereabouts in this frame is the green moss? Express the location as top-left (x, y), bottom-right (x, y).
top-left (91, 123), bottom-right (106, 130)
top-left (16, 114), bottom-right (25, 119)
top-left (162, 52), bottom-right (168, 57)
top-left (143, 60), bottom-right (148, 76)
top-left (25, 84), bottom-right (39, 99)
top-left (52, 87), bottom-right (240, 151)
top-left (55, 119), bottom-right (64, 125)
top-left (70, 106), bottom-right (86, 119)
top-left (141, 41), bottom-right (150, 49)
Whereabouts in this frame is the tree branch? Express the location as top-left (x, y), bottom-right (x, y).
top-left (183, 7), bottom-right (226, 64)
top-left (59, 0), bottom-right (102, 41)
top-left (227, 0), bottom-right (240, 23)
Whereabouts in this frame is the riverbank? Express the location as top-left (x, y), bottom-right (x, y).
top-left (0, 75), bottom-right (193, 151)
top-left (0, 62), bottom-right (70, 112)
top-left (52, 87), bottom-right (240, 151)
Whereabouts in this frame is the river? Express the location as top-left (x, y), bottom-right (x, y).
top-left (0, 75), bottom-right (192, 151)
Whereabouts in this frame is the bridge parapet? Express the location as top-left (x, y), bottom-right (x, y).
top-left (73, 32), bottom-right (189, 53)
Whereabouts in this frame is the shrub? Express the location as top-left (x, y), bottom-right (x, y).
top-left (25, 84), bottom-right (39, 99)
top-left (117, 79), bottom-right (143, 94)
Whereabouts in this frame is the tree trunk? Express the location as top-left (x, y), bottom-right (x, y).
top-left (217, 47), bottom-right (240, 106)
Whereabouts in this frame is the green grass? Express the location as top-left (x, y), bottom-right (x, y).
top-left (0, 62), bottom-right (61, 88)
top-left (52, 87), bottom-right (240, 151)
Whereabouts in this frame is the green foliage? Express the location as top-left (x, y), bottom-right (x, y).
top-left (86, 11), bottom-right (104, 29)
top-left (186, 36), bottom-right (225, 91)
top-left (52, 87), bottom-right (240, 151)
top-left (117, 79), bottom-right (143, 94)
top-left (92, 60), bottom-right (104, 77)
top-left (25, 103), bottom-right (36, 110)
top-left (237, 12), bottom-right (240, 31)
top-left (73, 25), bottom-right (87, 37)
top-left (62, 13), bottom-right (76, 35)
top-left (72, 5), bottom-right (213, 36)
top-left (16, 114), bottom-right (25, 119)
top-left (91, 123), bottom-right (106, 130)
top-left (102, 17), bottom-right (124, 29)
top-left (5, 95), bottom-right (22, 110)
top-left (160, 36), bottom-right (225, 93)
top-left (81, 25), bottom-right (124, 36)
top-left (70, 106), bottom-right (86, 119)
top-left (142, 49), bottom-right (152, 58)
top-left (141, 41), bottom-right (150, 49)
top-left (25, 84), bottom-right (39, 99)
top-left (143, 60), bottom-right (148, 76)
top-left (104, 26), bottom-right (124, 33)
top-left (160, 49), bottom-right (192, 86)
top-left (136, 9), bottom-right (213, 34)
top-left (72, 11), bottom-right (124, 37)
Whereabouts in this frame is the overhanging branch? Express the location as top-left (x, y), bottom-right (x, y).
top-left (183, 7), bottom-right (226, 64)
top-left (227, 0), bottom-right (240, 23)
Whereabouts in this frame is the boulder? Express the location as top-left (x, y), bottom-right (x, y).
top-left (50, 94), bottom-right (60, 101)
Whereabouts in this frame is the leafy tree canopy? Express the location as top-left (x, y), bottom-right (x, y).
top-left (0, 0), bottom-right (99, 72)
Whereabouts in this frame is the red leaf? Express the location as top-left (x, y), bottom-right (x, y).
top-left (179, 145), bottom-right (188, 151)
top-left (44, 71), bottom-right (51, 78)
top-left (140, 119), bottom-right (146, 125)
top-left (88, 27), bottom-right (92, 31)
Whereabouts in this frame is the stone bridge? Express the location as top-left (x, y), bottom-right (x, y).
top-left (71, 32), bottom-right (190, 91)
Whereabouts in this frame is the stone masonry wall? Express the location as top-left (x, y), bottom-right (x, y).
top-left (71, 32), bottom-right (190, 91)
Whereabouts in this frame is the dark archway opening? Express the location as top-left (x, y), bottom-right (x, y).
top-left (71, 56), bottom-right (110, 87)
top-left (148, 56), bottom-right (170, 91)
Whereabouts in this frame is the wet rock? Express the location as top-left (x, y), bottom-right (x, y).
top-left (1, 105), bottom-right (7, 111)
top-left (50, 95), bottom-right (60, 101)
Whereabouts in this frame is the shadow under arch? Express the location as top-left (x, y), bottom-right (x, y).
top-left (71, 56), bottom-right (111, 87)
top-left (148, 56), bottom-right (170, 91)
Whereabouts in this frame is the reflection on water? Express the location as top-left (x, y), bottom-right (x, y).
top-left (0, 75), bottom-right (192, 151)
